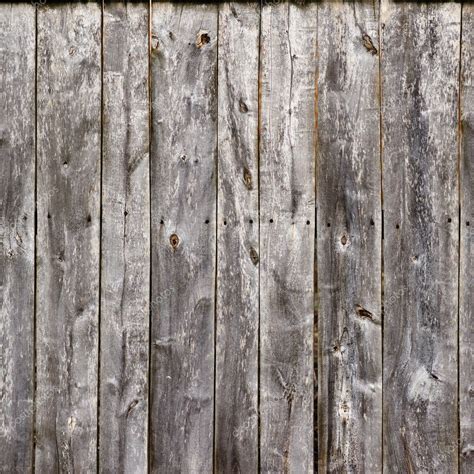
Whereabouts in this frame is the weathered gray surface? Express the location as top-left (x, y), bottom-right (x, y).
top-left (317, 1), bottom-right (382, 472)
top-left (259, 1), bottom-right (316, 471)
top-left (460, 4), bottom-right (473, 472)
top-left (381, 1), bottom-right (461, 472)
top-left (150, 2), bottom-right (218, 472)
top-left (36, 3), bottom-right (101, 471)
top-left (215, 2), bottom-right (260, 473)
top-left (0, 4), bottom-right (35, 472)
top-left (1, 2), bottom-right (472, 471)
top-left (100, 2), bottom-right (150, 472)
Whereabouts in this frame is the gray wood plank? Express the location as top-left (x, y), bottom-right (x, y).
top-left (100, 2), bottom-right (150, 473)
top-left (0, 4), bottom-right (35, 472)
top-left (215, 3), bottom-right (260, 472)
top-left (150, 2), bottom-right (218, 472)
top-left (259, 1), bottom-right (316, 471)
top-left (317, 1), bottom-right (382, 472)
top-left (460, 3), bottom-right (473, 472)
top-left (35, 3), bottom-right (101, 471)
top-left (381, 1), bottom-right (461, 472)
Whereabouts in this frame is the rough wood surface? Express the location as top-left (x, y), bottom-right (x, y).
top-left (317, 1), bottom-right (382, 472)
top-left (259, 1), bottom-right (316, 471)
top-left (460, 4), bottom-right (473, 472)
top-left (0, 4), bottom-right (35, 472)
top-left (35, 3), bottom-right (101, 471)
top-left (381, 1), bottom-right (461, 472)
top-left (100, 2), bottom-right (150, 472)
top-left (215, 2), bottom-right (260, 473)
top-left (1, 2), bottom-right (472, 471)
top-left (150, 2), bottom-right (218, 472)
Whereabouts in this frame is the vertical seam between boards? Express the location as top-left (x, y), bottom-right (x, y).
top-left (457, 3), bottom-right (463, 472)
top-left (257, 1), bottom-right (263, 471)
top-left (378, 0), bottom-right (384, 472)
top-left (147, 1), bottom-right (153, 471)
top-left (314, 2), bottom-right (319, 471)
top-left (213, 4), bottom-right (219, 473)
top-left (33, 3), bottom-right (38, 471)
top-left (97, 1), bottom-right (104, 471)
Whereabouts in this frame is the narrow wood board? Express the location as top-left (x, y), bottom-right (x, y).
top-left (381, 1), bottom-right (461, 471)
top-left (460, 3), bottom-right (473, 472)
top-left (215, 2), bottom-right (260, 472)
top-left (259, 1), bottom-right (316, 471)
top-left (0, 4), bottom-right (35, 471)
top-left (317, 1), bottom-right (382, 471)
top-left (36, 3), bottom-right (101, 471)
top-left (100, 2), bottom-right (150, 472)
top-left (150, 2), bottom-right (218, 471)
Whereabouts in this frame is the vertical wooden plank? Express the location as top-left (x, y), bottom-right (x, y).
top-left (150, 2), bottom-right (217, 472)
top-left (317, 1), bottom-right (382, 471)
top-left (259, 1), bottom-right (316, 471)
top-left (0, 4), bottom-right (35, 472)
top-left (381, 2), bottom-right (461, 472)
top-left (100, 2), bottom-right (149, 472)
top-left (36, 2), bottom-right (101, 471)
top-left (215, 2), bottom-right (260, 472)
top-left (460, 4), bottom-right (473, 472)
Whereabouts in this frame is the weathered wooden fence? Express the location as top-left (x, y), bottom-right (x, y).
top-left (0, 1), bottom-right (472, 472)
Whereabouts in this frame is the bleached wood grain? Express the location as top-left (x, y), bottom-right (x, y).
top-left (317, 1), bottom-right (382, 471)
top-left (100, 2), bottom-right (150, 472)
top-left (0, 3), bottom-right (35, 471)
top-left (215, 2), bottom-right (260, 472)
top-left (259, 1), bottom-right (316, 471)
top-left (150, 2), bottom-right (218, 471)
top-left (381, 1), bottom-right (461, 471)
top-left (36, 3), bottom-right (101, 471)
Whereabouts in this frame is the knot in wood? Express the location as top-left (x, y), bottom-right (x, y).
top-left (249, 247), bottom-right (259, 265)
top-left (362, 33), bottom-right (378, 55)
top-left (239, 98), bottom-right (249, 113)
top-left (169, 233), bottom-right (180, 249)
top-left (354, 304), bottom-right (374, 321)
top-left (151, 34), bottom-right (159, 52)
top-left (243, 167), bottom-right (253, 190)
top-left (196, 31), bottom-right (210, 48)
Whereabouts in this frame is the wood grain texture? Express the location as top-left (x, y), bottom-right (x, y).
top-left (215, 3), bottom-right (260, 473)
top-left (381, 1), bottom-right (461, 472)
top-left (100, 2), bottom-right (150, 472)
top-left (150, 2), bottom-right (218, 472)
top-left (0, 4), bottom-right (35, 472)
top-left (36, 3), bottom-right (101, 471)
top-left (259, 1), bottom-right (316, 471)
top-left (1, 3), bottom-right (471, 471)
top-left (460, 3), bottom-right (473, 472)
top-left (317, 1), bottom-right (382, 472)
